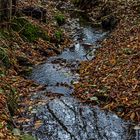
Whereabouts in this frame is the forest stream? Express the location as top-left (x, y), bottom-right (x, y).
top-left (16, 10), bottom-right (137, 140)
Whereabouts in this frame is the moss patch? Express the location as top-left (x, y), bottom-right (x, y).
top-left (54, 30), bottom-right (63, 42)
top-left (11, 18), bottom-right (49, 42)
top-left (55, 13), bottom-right (65, 26)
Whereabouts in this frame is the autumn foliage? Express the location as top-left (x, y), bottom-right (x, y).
top-left (74, 0), bottom-right (140, 122)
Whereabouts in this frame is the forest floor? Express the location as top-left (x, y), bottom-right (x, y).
top-left (73, 0), bottom-right (140, 123)
top-left (0, 0), bottom-right (72, 139)
top-left (0, 0), bottom-right (140, 139)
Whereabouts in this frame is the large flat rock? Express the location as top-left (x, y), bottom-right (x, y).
top-left (19, 96), bottom-right (134, 140)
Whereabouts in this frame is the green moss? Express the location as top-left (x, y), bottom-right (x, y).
top-left (55, 13), bottom-right (65, 26)
top-left (23, 25), bottom-right (40, 42)
top-left (11, 18), bottom-right (28, 31)
top-left (54, 30), bottom-right (63, 42)
top-left (12, 17), bottom-right (49, 42)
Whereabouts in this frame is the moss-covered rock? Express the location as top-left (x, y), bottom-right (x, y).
top-left (55, 13), bottom-right (65, 26)
top-left (12, 17), bottom-right (49, 42)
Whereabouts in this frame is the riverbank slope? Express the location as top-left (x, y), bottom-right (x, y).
top-left (74, 0), bottom-right (140, 123)
top-left (0, 0), bottom-right (71, 139)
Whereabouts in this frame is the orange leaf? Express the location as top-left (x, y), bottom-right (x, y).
top-left (130, 112), bottom-right (135, 121)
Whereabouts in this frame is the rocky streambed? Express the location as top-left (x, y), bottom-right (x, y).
top-left (16, 10), bottom-right (137, 140)
top-left (30, 19), bottom-right (106, 95)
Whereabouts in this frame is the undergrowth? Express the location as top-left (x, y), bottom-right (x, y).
top-left (11, 17), bottom-right (49, 42)
top-left (0, 46), bottom-right (10, 67)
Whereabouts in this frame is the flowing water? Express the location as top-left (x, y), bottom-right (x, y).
top-left (18, 12), bottom-right (136, 140)
top-left (30, 18), bottom-right (106, 95)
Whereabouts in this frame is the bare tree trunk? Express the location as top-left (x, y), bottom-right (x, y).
top-left (12, 0), bottom-right (17, 15)
top-left (0, 0), bottom-right (13, 22)
top-left (0, 0), bottom-right (4, 21)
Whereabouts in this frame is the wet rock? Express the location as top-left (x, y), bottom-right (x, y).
top-left (20, 97), bottom-right (134, 140)
top-left (69, 45), bottom-right (75, 52)
top-left (101, 15), bottom-right (117, 30)
top-left (51, 58), bottom-right (67, 64)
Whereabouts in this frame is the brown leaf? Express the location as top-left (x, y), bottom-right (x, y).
top-left (130, 112), bottom-right (135, 121)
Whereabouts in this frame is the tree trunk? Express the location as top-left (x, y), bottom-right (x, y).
top-left (0, 0), bottom-right (15, 22)
top-left (12, 0), bottom-right (17, 15)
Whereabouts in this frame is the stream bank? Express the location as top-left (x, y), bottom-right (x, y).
top-left (72, 0), bottom-right (140, 123)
